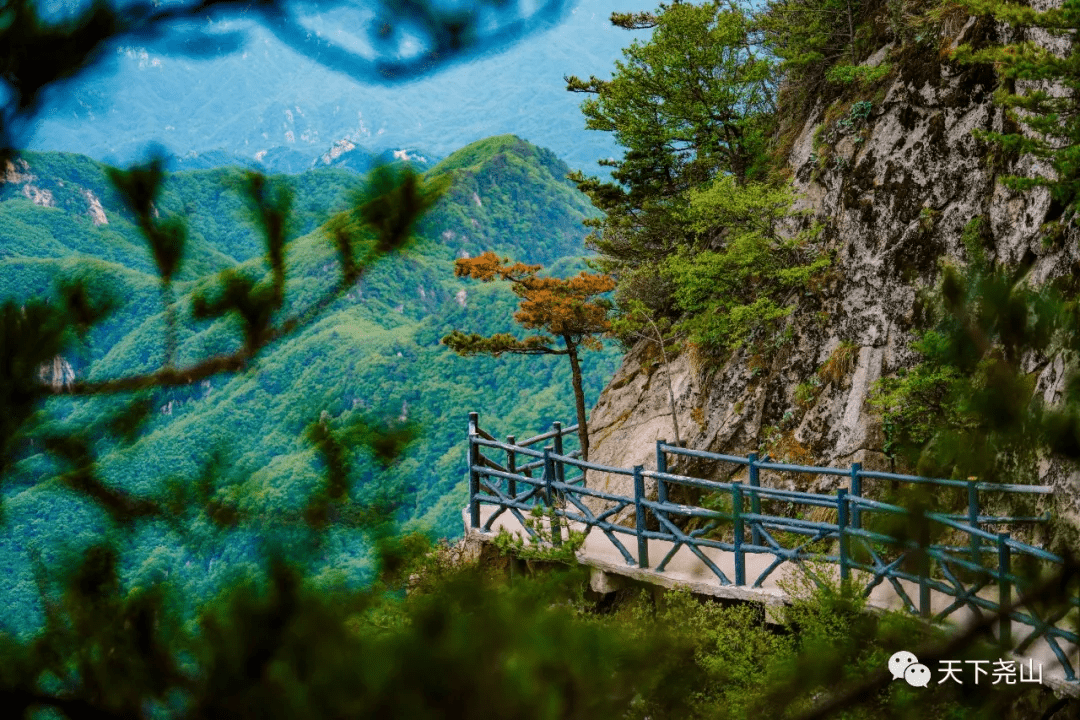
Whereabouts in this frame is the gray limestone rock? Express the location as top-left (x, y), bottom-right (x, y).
top-left (585, 26), bottom-right (1080, 528)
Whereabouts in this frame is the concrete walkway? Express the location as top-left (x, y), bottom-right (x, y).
top-left (465, 504), bottom-right (1080, 695)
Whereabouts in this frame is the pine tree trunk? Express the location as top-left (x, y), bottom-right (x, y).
top-left (565, 336), bottom-right (589, 462)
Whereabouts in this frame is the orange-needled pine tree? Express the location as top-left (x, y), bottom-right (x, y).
top-left (443, 252), bottom-right (614, 460)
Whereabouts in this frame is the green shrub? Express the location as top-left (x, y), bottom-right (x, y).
top-left (654, 177), bottom-right (828, 358)
top-left (795, 376), bottom-right (823, 408)
top-left (825, 62), bottom-right (891, 86)
top-left (849, 99), bottom-right (874, 121)
top-left (869, 331), bottom-right (969, 458)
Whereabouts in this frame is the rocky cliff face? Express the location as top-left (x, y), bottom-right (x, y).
top-left (586, 14), bottom-right (1080, 524)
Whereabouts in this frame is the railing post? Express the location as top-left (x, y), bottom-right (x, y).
top-left (918, 510), bottom-right (931, 619)
top-left (506, 435), bottom-right (517, 500)
top-left (522, 457), bottom-right (533, 506)
top-left (552, 421), bottom-right (565, 489)
top-left (522, 451), bottom-right (535, 507)
top-left (656, 439), bottom-right (668, 506)
top-left (837, 488), bottom-right (849, 587)
top-left (968, 480), bottom-right (982, 566)
top-left (468, 412), bottom-right (480, 529)
top-left (544, 447), bottom-right (561, 547)
top-left (998, 532), bottom-right (1012, 649)
top-left (542, 446), bottom-right (554, 506)
top-left (733, 482), bottom-right (745, 586)
top-left (748, 453), bottom-right (761, 546)
top-left (849, 462), bottom-right (862, 531)
top-left (634, 465), bottom-right (649, 569)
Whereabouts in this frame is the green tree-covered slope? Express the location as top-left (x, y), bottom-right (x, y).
top-left (0, 134), bottom-right (619, 636)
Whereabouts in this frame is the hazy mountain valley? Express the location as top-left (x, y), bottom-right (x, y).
top-left (28, 0), bottom-right (648, 173)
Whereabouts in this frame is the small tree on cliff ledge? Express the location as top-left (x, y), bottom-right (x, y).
top-left (443, 252), bottom-right (614, 460)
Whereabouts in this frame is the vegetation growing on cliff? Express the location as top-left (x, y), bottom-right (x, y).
top-left (567, 1), bottom-right (830, 363)
top-left (759, 0), bottom-right (866, 93)
top-left (870, 213), bottom-right (1080, 490)
top-left (871, 1), bottom-right (1080, 485)
top-left (957, 0), bottom-right (1080, 220)
top-left (662, 179), bottom-right (829, 357)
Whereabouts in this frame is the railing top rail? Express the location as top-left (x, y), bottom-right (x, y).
top-left (756, 460), bottom-right (849, 477)
top-left (518, 424), bottom-right (580, 447)
top-left (659, 445), bottom-right (750, 464)
top-left (656, 441), bottom-right (1052, 495)
top-left (856, 469), bottom-right (1052, 494)
top-left (472, 437), bottom-right (546, 459)
top-left (548, 451), bottom-right (636, 476)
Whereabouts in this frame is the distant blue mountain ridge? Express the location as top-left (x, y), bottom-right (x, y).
top-left (29, 0), bottom-right (648, 174)
top-left (165, 142), bottom-right (437, 176)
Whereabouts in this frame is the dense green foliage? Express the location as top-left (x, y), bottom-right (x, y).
top-left (870, 330), bottom-right (970, 458)
top-left (0, 136), bottom-right (619, 638)
top-left (609, 580), bottom-right (1054, 719)
top-left (0, 552), bottom-right (697, 719)
top-left (759, 0), bottom-right (865, 95)
top-left (358, 561), bottom-right (1057, 720)
top-left (566, 1), bottom-right (831, 361)
top-left (8, 527), bottom-right (1062, 720)
top-left (567, 1), bottom-right (777, 276)
top-left (569, 1), bottom-right (776, 189)
top-left (661, 178), bottom-right (829, 356)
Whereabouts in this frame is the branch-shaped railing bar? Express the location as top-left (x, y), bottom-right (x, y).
top-left (466, 414), bottom-right (1078, 682)
top-left (468, 413), bottom-right (583, 533)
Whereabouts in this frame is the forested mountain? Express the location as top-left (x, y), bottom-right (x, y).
top-left (0, 134), bottom-right (619, 636)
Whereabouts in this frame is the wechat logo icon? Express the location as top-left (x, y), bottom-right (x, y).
top-left (889, 651), bottom-right (931, 687)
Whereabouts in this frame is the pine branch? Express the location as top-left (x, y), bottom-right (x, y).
top-left (442, 331), bottom-right (564, 357)
top-left (45, 165), bottom-right (441, 396)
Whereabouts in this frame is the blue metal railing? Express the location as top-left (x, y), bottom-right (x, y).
top-left (466, 414), bottom-right (1077, 682)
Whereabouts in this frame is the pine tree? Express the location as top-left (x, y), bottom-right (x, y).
top-left (442, 253), bottom-right (614, 460)
top-left (565, 0), bottom-right (777, 288)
